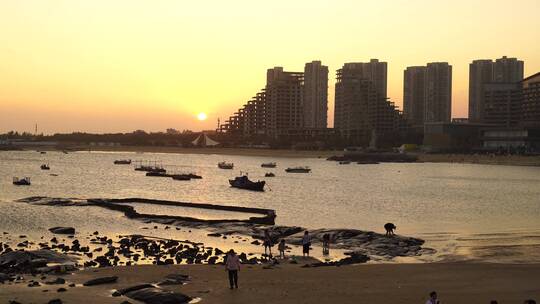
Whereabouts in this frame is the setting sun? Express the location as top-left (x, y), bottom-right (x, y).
top-left (197, 112), bottom-right (207, 121)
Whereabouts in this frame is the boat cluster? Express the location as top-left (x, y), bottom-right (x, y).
top-left (131, 161), bottom-right (202, 181)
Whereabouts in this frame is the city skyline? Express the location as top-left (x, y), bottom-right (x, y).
top-left (1, 0), bottom-right (539, 134)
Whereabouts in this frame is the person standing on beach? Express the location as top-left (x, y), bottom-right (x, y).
top-left (263, 229), bottom-right (273, 257)
top-left (225, 249), bottom-right (240, 289)
top-left (302, 230), bottom-right (311, 257)
top-left (425, 291), bottom-right (440, 304)
top-left (322, 233), bottom-right (330, 255)
top-left (278, 239), bottom-right (286, 258)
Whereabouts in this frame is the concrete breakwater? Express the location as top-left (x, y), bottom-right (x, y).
top-left (18, 196), bottom-right (277, 225)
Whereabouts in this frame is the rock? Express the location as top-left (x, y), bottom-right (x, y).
top-left (157, 273), bottom-right (189, 286)
top-left (48, 299), bottom-right (63, 304)
top-left (117, 284), bottom-right (154, 295)
top-left (251, 240), bottom-right (261, 245)
top-left (207, 233), bottom-right (221, 237)
top-left (0, 272), bottom-right (13, 283)
top-left (49, 227), bottom-right (76, 235)
top-left (45, 277), bottom-right (66, 284)
top-left (124, 287), bottom-right (192, 304)
top-left (83, 275), bottom-right (118, 286)
top-left (57, 287), bottom-right (67, 292)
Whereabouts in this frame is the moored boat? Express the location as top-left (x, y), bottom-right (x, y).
top-left (171, 174), bottom-right (191, 181)
top-left (229, 175), bottom-right (265, 191)
top-left (13, 177), bottom-right (31, 186)
top-left (218, 162), bottom-right (234, 169)
top-left (261, 162), bottom-right (277, 168)
top-left (114, 159), bottom-right (132, 165)
top-left (146, 170), bottom-right (169, 177)
top-left (285, 166), bottom-right (311, 173)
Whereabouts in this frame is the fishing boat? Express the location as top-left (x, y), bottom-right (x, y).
top-left (40, 164), bottom-right (50, 170)
top-left (229, 175), bottom-right (265, 191)
top-left (218, 162), bottom-right (234, 169)
top-left (261, 162), bottom-right (277, 168)
top-left (114, 159), bottom-right (132, 165)
top-left (145, 171), bottom-right (169, 177)
top-left (13, 177), bottom-right (31, 186)
top-left (171, 174), bottom-right (191, 181)
top-left (265, 172), bottom-right (275, 177)
top-left (285, 167), bottom-right (311, 173)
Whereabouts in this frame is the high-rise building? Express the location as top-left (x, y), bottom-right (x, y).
top-left (424, 62), bottom-right (452, 123)
top-left (403, 66), bottom-right (427, 127)
top-left (334, 61), bottom-right (405, 145)
top-left (521, 72), bottom-right (540, 126)
top-left (469, 59), bottom-right (494, 122)
top-left (483, 72), bottom-right (540, 128)
top-left (265, 67), bottom-right (304, 138)
top-left (494, 56), bottom-right (524, 83)
top-left (468, 56), bottom-right (524, 122)
top-left (484, 83), bottom-right (522, 127)
top-left (303, 61), bottom-right (328, 128)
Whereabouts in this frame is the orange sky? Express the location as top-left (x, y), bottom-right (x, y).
top-left (0, 0), bottom-right (539, 134)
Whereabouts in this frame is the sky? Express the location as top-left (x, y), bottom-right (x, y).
top-left (0, 0), bottom-right (539, 134)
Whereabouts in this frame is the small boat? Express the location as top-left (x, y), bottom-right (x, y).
top-left (13, 177), bottom-right (31, 186)
top-left (40, 164), bottom-right (50, 170)
top-left (285, 167), bottom-right (311, 173)
top-left (171, 174), bottom-right (191, 181)
top-left (146, 170), bottom-right (169, 177)
top-left (338, 161), bottom-right (351, 165)
top-left (229, 175), bottom-right (265, 191)
top-left (135, 165), bottom-right (166, 173)
top-left (114, 159), bottom-right (132, 165)
top-left (265, 172), bottom-right (275, 177)
top-left (261, 162), bottom-right (277, 168)
top-left (218, 162), bottom-right (234, 169)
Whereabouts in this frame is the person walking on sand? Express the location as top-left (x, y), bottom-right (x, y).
top-left (263, 229), bottom-right (273, 257)
top-left (225, 249), bottom-right (240, 289)
top-left (302, 230), bottom-right (311, 257)
top-left (425, 291), bottom-right (440, 304)
top-left (278, 239), bottom-right (286, 258)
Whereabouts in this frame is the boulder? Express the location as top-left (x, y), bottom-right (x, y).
top-left (49, 227), bottom-right (76, 235)
top-left (124, 287), bottom-right (192, 304)
top-left (83, 276), bottom-right (118, 286)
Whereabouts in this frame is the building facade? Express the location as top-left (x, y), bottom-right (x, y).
top-left (468, 59), bottom-right (494, 122)
top-left (468, 56), bottom-right (524, 122)
top-left (403, 66), bottom-right (427, 127)
top-left (303, 61), bottom-right (328, 128)
top-left (424, 62), bottom-right (452, 123)
top-left (334, 61), bottom-right (406, 146)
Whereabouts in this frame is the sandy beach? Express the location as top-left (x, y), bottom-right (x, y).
top-left (2, 262), bottom-right (539, 304)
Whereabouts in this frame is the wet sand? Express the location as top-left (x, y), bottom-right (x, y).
top-left (2, 262), bottom-right (539, 304)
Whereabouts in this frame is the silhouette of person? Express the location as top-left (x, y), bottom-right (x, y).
top-left (302, 230), bottom-right (311, 257)
top-left (225, 249), bottom-right (240, 289)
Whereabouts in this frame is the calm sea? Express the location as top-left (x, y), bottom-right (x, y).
top-left (1, 150), bottom-right (540, 263)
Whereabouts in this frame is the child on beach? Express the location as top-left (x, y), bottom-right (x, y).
top-left (322, 233), bottom-right (330, 255)
top-left (278, 239), bottom-right (286, 258)
top-left (425, 291), bottom-right (440, 304)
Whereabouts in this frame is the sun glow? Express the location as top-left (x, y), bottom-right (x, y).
top-left (197, 112), bottom-right (207, 121)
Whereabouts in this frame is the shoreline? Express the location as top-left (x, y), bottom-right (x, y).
top-left (5, 145), bottom-right (540, 166)
top-left (2, 262), bottom-right (539, 303)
